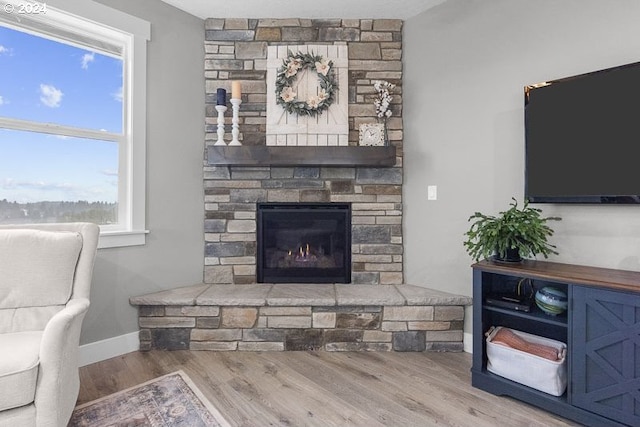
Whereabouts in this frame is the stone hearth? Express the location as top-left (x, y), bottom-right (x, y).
top-left (130, 284), bottom-right (471, 352)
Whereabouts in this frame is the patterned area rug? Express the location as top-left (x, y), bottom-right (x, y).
top-left (69, 370), bottom-right (232, 427)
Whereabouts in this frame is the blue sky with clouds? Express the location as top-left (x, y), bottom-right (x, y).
top-left (0, 24), bottom-right (122, 203)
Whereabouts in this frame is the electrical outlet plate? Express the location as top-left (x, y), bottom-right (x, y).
top-left (427, 185), bottom-right (437, 200)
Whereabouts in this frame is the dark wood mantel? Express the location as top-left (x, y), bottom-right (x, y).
top-left (207, 146), bottom-right (396, 167)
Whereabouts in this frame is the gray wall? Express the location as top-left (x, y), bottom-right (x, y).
top-left (404, 0), bottom-right (640, 336)
top-left (79, 0), bottom-right (205, 344)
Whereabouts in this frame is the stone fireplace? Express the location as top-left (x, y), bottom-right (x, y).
top-left (257, 202), bottom-right (351, 283)
top-left (130, 18), bottom-right (470, 354)
top-left (203, 18), bottom-right (404, 285)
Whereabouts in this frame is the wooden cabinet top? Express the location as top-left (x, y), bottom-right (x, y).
top-left (472, 259), bottom-right (640, 293)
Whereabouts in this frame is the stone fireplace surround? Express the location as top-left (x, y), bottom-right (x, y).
top-left (203, 18), bottom-right (405, 286)
top-left (129, 18), bottom-right (473, 353)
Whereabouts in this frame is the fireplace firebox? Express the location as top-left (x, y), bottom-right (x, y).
top-left (257, 203), bottom-right (351, 283)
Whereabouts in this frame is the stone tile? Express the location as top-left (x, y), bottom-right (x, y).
top-left (268, 189), bottom-right (300, 202)
top-left (150, 329), bottom-right (190, 350)
top-left (205, 18), bottom-right (224, 30)
top-left (380, 272), bottom-right (404, 285)
top-left (320, 167), bottom-right (356, 179)
top-left (434, 306), bottom-right (465, 321)
top-left (352, 225), bottom-right (391, 244)
top-left (281, 27), bottom-right (318, 42)
top-left (267, 316), bottom-right (312, 329)
top-left (139, 329), bottom-right (151, 342)
top-left (285, 329), bottom-right (323, 350)
top-left (393, 331), bottom-right (426, 352)
top-left (408, 321), bottom-right (452, 331)
top-left (381, 321), bottom-right (407, 332)
top-left (361, 32), bottom-right (393, 42)
top-left (267, 284), bottom-right (335, 306)
top-left (383, 306), bottom-right (434, 321)
top-left (349, 42), bottom-right (381, 59)
top-left (130, 284), bottom-right (209, 306)
top-left (324, 329), bottom-right (363, 344)
top-left (225, 19), bottom-right (249, 30)
top-left (312, 312), bottom-right (336, 328)
top-left (205, 30), bottom-right (255, 41)
top-left (319, 27), bottom-right (360, 41)
top-left (373, 19), bottom-right (403, 31)
top-left (197, 284), bottom-right (271, 306)
top-left (326, 342), bottom-right (392, 351)
top-left (229, 188), bottom-right (267, 203)
top-left (196, 317), bottom-right (220, 329)
top-left (139, 306), bottom-right (164, 317)
top-left (397, 285), bottom-right (472, 306)
top-left (220, 256), bottom-right (255, 265)
top-left (190, 341), bottom-right (238, 351)
top-left (351, 272), bottom-right (380, 285)
top-left (426, 342), bottom-right (464, 352)
top-left (293, 167), bottom-right (320, 179)
top-left (260, 307), bottom-right (312, 316)
top-left (300, 190), bottom-right (330, 202)
top-left (242, 328), bottom-right (286, 342)
top-left (227, 220), bottom-right (257, 233)
top-left (356, 168), bottom-right (402, 185)
top-left (425, 330), bottom-right (464, 342)
top-left (139, 317), bottom-right (196, 328)
top-left (205, 242), bottom-right (246, 257)
top-left (221, 307), bottom-right (258, 328)
top-left (335, 285), bottom-right (404, 306)
top-left (204, 266), bottom-right (234, 284)
top-left (238, 342), bottom-right (284, 351)
top-left (335, 312), bottom-right (381, 329)
top-left (191, 329), bottom-right (242, 341)
top-left (165, 306), bottom-right (219, 317)
top-left (363, 330), bottom-right (392, 342)
top-left (259, 18), bottom-right (301, 27)
top-left (204, 219), bottom-right (226, 232)
top-left (255, 27), bottom-right (281, 41)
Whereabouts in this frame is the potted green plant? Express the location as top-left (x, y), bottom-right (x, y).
top-left (463, 198), bottom-right (561, 262)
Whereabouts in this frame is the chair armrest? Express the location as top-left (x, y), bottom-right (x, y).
top-left (35, 298), bottom-right (90, 427)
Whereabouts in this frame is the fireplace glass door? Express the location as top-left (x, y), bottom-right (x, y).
top-left (257, 203), bottom-right (351, 283)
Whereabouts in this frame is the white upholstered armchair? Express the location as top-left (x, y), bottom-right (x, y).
top-left (0, 223), bottom-right (99, 427)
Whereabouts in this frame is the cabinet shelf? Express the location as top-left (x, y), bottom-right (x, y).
top-left (483, 304), bottom-right (568, 328)
top-left (207, 145), bottom-right (397, 167)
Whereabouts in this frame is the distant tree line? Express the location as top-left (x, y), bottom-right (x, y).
top-left (0, 199), bottom-right (117, 225)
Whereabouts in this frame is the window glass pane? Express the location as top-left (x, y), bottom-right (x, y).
top-left (0, 24), bottom-right (123, 133)
top-left (0, 129), bottom-right (118, 225)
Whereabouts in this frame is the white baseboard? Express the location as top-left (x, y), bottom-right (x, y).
top-left (463, 331), bottom-right (473, 353)
top-left (79, 331), bottom-right (139, 367)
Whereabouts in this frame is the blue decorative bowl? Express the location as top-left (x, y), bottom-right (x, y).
top-left (535, 287), bottom-right (568, 316)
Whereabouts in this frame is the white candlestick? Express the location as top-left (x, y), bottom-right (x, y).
top-left (214, 105), bottom-right (227, 146)
top-left (229, 98), bottom-right (242, 146)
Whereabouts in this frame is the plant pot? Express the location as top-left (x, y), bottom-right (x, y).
top-left (494, 247), bottom-right (522, 263)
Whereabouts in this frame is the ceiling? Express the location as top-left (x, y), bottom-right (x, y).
top-left (158, 0), bottom-right (447, 20)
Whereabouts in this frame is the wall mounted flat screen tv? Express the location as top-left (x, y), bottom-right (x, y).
top-left (525, 61), bottom-right (640, 204)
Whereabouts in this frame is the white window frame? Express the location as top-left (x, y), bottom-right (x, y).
top-left (0, 0), bottom-right (150, 248)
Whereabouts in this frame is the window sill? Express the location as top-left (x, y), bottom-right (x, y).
top-left (98, 229), bottom-right (149, 249)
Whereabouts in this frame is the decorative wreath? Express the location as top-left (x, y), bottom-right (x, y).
top-left (275, 50), bottom-right (337, 117)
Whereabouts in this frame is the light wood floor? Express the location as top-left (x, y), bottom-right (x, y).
top-left (77, 351), bottom-right (580, 427)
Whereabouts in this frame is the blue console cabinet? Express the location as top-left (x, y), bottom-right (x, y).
top-left (472, 259), bottom-right (640, 427)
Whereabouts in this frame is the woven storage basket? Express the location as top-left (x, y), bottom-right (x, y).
top-left (485, 326), bottom-right (567, 396)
